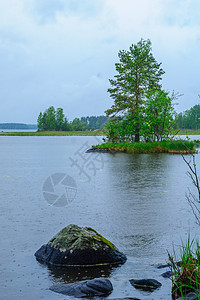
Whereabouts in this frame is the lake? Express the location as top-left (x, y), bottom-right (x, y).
top-left (0, 136), bottom-right (200, 300)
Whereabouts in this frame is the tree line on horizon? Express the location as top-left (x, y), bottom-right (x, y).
top-left (36, 103), bottom-right (200, 132)
top-left (174, 104), bottom-right (200, 130)
top-left (0, 123), bottom-right (37, 130)
top-left (37, 107), bottom-right (108, 131)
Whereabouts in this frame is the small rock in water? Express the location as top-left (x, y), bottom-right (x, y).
top-left (156, 263), bottom-right (169, 269)
top-left (50, 278), bottom-right (113, 297)
top-left (129, 278), bottom-right (162, 291)
top-left (161, 270), bottom-right (171, 278)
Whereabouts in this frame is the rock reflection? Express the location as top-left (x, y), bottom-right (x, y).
top-left (47, 264), bottom-right (117, 283)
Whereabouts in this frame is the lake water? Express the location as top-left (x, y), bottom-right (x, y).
top-left (0, 136), bottom-right (200, 300)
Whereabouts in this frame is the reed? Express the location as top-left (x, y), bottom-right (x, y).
top-left (169, 236), bottom-right (200, 299)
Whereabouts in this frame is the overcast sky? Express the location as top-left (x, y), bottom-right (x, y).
top-left (0, 0), bottom-right (200, 123)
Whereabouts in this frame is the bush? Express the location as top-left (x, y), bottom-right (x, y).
top-left (169, 236), bottom-right (200, 299)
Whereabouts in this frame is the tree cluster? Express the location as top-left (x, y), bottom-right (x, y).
top-left (37, 107), bottom-right (108, 131)
top-left (174, 104), bottom-right (200, 130)
top-left (105, 39), bottom-right (175, 142)
top-left (80, 116), bottom-right (108, 130)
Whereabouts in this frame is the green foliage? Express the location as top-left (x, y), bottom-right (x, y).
top-left (44, 106), bottom-right (56, 130)
top-left (38, 106), bottom-right (57, 131)
top-left (70, 117), bottom-right (86, 131)
top-left (80, 116), bottom-right (108, 130)
top-left (55, 108), bottom-right (65, 131)
top-left (106, 39), bottom-right (164, 142)
top-left (37, 107), bottom-right (107, 131)
top-left (37, 106), bottom-right (68, 131)
top-left (175, 104), bottom-right (200, 130)
top-left (105, 116), bottom-right (136, 143)
top-left (96, 140), bottom-right (196, 154)
top-left (141, 90), bottom-right (175, 141)
top-left (37, 112), bottom-right (44, 131)
top-left (169, 236), bottom-right (200, 299)
top-left (105, 89), bottom-right (175, 143)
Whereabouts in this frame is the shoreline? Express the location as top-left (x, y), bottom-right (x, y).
top-left (0, 129), bottom-right (200, 136)
top-left (0, 130), bottom-right (105, 136)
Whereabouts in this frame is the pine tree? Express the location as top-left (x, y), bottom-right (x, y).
top-left (106, 39), bottom-right (164, 142)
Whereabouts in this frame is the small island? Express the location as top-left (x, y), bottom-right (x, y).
top-left (90, 140), bottom-right (197, 154)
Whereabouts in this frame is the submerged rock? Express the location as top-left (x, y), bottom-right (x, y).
top-left (176, 291), bottom-right (199, 300)
top-left (35, 224), bottom-right (127, 266)
top-left (50, 278), bottom-right (113, 297)
top-left (156, 263), bottom-right (170, 269)
top-left (129, 279), bottom-right (162, 291)
top-left (161, 270), bottom-right (172, 278)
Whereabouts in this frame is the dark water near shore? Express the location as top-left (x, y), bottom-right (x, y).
top-left (0, 136), bottom-right (200, 300)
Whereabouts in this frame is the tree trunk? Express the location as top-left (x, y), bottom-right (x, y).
top-left (135, 132), bottom-right (140, 142)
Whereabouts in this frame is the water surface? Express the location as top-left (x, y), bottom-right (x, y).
top-left (0, 136), bottom-right (200, 300)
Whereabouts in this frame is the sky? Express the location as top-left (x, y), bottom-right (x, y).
top-left (0, 0), bottom-right (200, 123)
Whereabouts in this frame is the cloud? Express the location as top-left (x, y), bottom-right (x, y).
top-left (29, 0), bottom-right (65, 23)
top-left (26, 0), bottom-right (104, 24)
top-left (162, 0), bottom-right (200, 27)
top-left (0, 0), bottom-right (200, 122)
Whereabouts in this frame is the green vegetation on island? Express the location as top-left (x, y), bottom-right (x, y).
top-left (105, 39), bottom-right (173, 143)
top-left (91, 39), bottom-right (191, 154)
top-left (95, 140), bottom-right (196, 154)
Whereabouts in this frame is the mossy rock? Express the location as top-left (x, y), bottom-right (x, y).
top-left (35, 224), bottom-right (127, 266)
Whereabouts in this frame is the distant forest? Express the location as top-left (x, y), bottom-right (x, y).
top-left (37, 104), bottom-right (200, 132)
top-left (0, 123), bottom-right (37, 130)
top-left (37, 106), bottom-right (108, 131)
top-left (174, 104), bottom-right (200, 130)
top-left (1, 104), bottom-right (200, 131)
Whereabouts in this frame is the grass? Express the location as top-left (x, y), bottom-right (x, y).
top-left (169, 236), bottom-right (200, 299)
top-left (172, 129), bottom-right (200, 135)
top-left (1, 129), bottom-right (200, 137)
top-left (95, 140), bottom-right (197, 154)
top-left (0, 130), bottom-right (106, 136)
top-left (1, 128), bottom-right (200, 137)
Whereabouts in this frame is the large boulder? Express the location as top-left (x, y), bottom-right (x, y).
top-left (35, 224), bottom-right (127, 266)
top-left (50, 278), bottom-right (113, 297)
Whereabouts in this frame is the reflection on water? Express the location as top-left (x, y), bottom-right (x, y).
top-left (47, 264), bottom-right (116, 283)
top-left (0, 136), bottom-right (200, 299)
